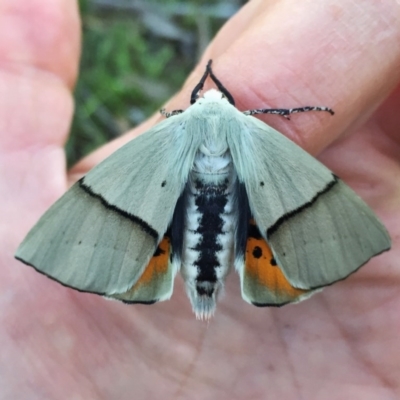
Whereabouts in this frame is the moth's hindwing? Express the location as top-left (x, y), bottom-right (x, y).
top-left (242, 220), bottom-right (315, 306)
top-left (109, 236), bottom-right (174, 303)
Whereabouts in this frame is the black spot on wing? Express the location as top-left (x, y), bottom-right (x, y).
top-left (252, 246), bottom-right (262, 259)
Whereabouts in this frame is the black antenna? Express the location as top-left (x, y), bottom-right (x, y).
top-left (207, 61), bottom-right (235, 106)
top-left (190, 60), bottom-right (235, 106)
top-left (243, 106), bottom-right (334, 119)
top-left (190, 60), bottom-right (211, 104)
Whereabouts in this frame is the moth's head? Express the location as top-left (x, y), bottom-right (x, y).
top-left (197, 89), bottom-right (231, 105)
top-left (203, 89), bottom-right (224, 100)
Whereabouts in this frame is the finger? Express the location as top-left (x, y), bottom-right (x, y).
top-left (202, 0), bottom-right (400, 154)
top-left (0, 0), bottom-right (80, 240)
top-left (73, 0), bottom-right (400, 170)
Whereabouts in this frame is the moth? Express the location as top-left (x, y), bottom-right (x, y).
top-left (15, 60), bottom-right (391, 319)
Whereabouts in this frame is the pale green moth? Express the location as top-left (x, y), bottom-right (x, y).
top-left (15, 60), bottom-right (391, 319)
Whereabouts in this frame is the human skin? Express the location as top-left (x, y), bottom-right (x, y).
top-left (1, 0), bottom-right (400, 398)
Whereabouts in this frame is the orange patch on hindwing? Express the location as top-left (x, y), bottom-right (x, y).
top-left (133, 236), bottom-right (170, 288)
top-left (110, 235), bottom-right (172, 303)
top-left (245, 221), bottom-right (307, 299)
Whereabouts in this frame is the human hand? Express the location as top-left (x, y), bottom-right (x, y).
top-left (2, 0), bottom-right (399, 398)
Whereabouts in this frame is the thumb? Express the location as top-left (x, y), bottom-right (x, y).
top-left (0, 0), bottom-right (80, 271)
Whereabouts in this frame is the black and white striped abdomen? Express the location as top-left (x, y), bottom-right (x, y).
top-left (180, 149), bottom-right (238, 319)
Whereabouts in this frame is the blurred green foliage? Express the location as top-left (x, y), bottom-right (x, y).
top-left (67, 0), bottom-right (244, 166)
